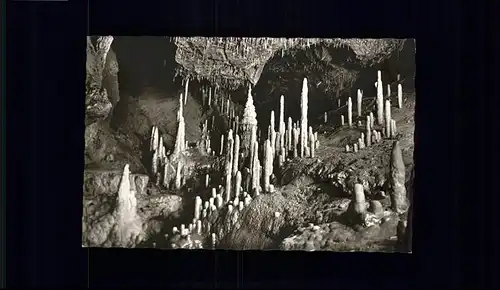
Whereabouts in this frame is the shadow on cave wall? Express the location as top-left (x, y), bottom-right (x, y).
top-left (112, 36), bottom-right (179, 99)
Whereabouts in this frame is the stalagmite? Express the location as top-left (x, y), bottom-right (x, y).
top-left (300, 78), bottom-right (309, 158)
top-left (385, 99), bottom-right (392, 138)
top-left (242, 85), bottom-right (258, 151)
top-left (377, 70), bottom-right (384, 125)
top-left (216, 194), bottom-right (223, 208)
top-left (353, 143), bottom-right (358, 152)
top-left (390, 141), bottom-right (408, 213)
top-left (341, 115), bottom-right (345, 126)
top-left (357, 89), bottom-right (363, 117)
top-left (370, 112), bottom-right (375, 129)
top-left (251, 141), bottom-right (259, 191)
top-left (279, 95), bottom-right (285, 144)
top-left (211, 233), bottom-right (217, 249)
top-left (309, 126), bottom-right (315, 158)
top-left (391, 119), bottom-right (397, 138)
top-left (152, 150), bottom-right (158, 176)
top-left (353, 184), bottom-right (367, 215)
top-left (232, 134), bottom-right (240, 176)
top-left (220, 134), bottom-right (225, 155)
top-left (387, 84), bottom-right (391, 97)
top-left (397, 83), bottom-right (403, 109)
top-left (194, 196), bottom-right (202, 220)
top-left (208, 87), bottom-right (212, 107)
top-left (346, 144), bottom-right (350, 152)
top-left (205, 174), bottom-right (209, 188)
top-left (163, 163), bottom-right (170, 188)
top-left (235, 171), bottom-right (242, 198)
top-left (347, 97), bottom-right (353, 127)
top-left (184, 77), bottom-right (189, 105)
top-left (293, 126), bottom-right (299, 158)
top-left (263, 140), bottom-right (272, 192)
top-left (115, 163), bottom-right (143, 246)
top-left (150, 126), bottom-right (157, 151)
top-left (287, 117), bottom-right (293, 151)
top-left (196, 220), bottom-right (202, 235)
top-left (175, 161), bottom-right (182, 190)
top-left (366, 120), bottom-right (372, 147)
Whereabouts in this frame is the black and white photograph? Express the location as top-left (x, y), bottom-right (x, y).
top-left (83, 36), bottom-right (415, 252)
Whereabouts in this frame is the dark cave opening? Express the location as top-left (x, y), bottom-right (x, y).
top-left (112, 36), bottom-right (179, 99)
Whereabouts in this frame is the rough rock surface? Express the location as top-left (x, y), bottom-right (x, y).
top-left (280, 213), bottom-right (399, 252)
top-left (111, 88), bottom-right (203, 152)
top-left (174, 37), bottom-right (407, 89)
top-left (82, 186), bottom-right (183, 247)
top-left (84, 121), bottom-right (146, 173)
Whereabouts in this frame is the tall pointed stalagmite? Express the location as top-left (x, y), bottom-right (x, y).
top-left (385, 99), bottom-right (392, 138)
top-left (397, 83), bottom-right (403, 109)
top-left (376, 70), bottom-right (384, 125)
top-left (347, 97), bottom-right (353, 127)
top-left (279, 95), bottom-right (285, 150)
top-left (300, 78), bottom-right (309, 158)
top-left (263, 139), bottom-right (272, 192)
top-left (357, 89), bottom-right (363, 117)
top-left (241, 85), bottom-right (258, 152)
top-left (115, 164), bottom-right (143, 247)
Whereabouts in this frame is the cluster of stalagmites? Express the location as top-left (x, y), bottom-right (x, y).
top-left (164, 78), bottom-right (322, 249)
top-left (126, 68), bottom-right (410, 250)
top-left (332, 71), bottom-right (403, 153)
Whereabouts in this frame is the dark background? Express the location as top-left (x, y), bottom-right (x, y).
top-left (5, 0), bottom-right (496, 288)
